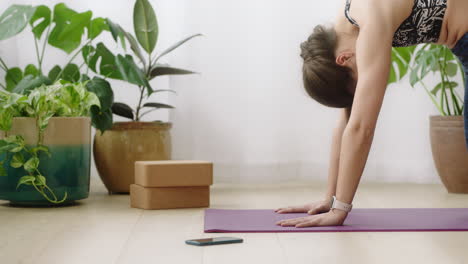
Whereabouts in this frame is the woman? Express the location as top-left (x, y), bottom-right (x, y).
top-left (274, 0), bottom-right (468, 228)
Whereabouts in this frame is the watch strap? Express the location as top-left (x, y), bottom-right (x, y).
top-left (331, 195), bottom-right (353, 212)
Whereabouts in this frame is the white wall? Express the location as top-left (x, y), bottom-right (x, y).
top-left (1, 0), bottom-right (461, 185)
top-left (169, 0), bottom-right (463, 184)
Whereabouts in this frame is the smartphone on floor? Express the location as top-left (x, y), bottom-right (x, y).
top-left (185, 236), bottom-right (243, 246)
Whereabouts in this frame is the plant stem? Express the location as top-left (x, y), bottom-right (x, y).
top-left (39, 14), bottom-right (53, 73)
top-left (53, 39), bottom-right (93, 83)
top-left (420, 81), bottom-right (444, 114)
top-left (33, 34), bottom-right (42, 75)
top-left (0, 57), bottom-right (9, 72)
top-left (0, 82), bottom-right (6, 90)
top-left (135, 85), bottom-right (145, 121)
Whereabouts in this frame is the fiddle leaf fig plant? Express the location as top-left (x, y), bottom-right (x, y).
top-left (0, 3), bottom-right (113, 132)
top-left (83, 0), bottom-right (202, 121)
top-left (389, 44), bottom-right (464, 116)
top-left (0, 81), bottom-right (108, 203)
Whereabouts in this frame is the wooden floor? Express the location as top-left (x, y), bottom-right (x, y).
top-left (1, 178), bottom-right (467, 264)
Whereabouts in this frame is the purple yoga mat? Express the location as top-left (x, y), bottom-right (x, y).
top-left (204, 208), bottom-right (468, 233)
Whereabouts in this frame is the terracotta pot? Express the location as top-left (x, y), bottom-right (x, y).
top-left (93, 122), bottom-right (172, 193)
top-left (0, 117), bottom-right (91, 205)
top-left (429, 115), bottom-right (468, 193)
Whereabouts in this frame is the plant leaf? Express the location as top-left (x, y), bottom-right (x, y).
top-left (48, 65), bottom-right (62, 81)
top-left (143, 102), bottom-right (174, 109)
top-left (445, 62), bottom-right (458, 77)
top-left (34, 175), bottom-right (46, 186)
top-left (133, 0), bottom-right (158, 54)
top-left (149, 65), bottom-right (196, 80)
top-left (154, 34), bottom-right (202, 62)
top-left (10, 153), bottom-right (24, 168)
top-left (29, 5), bottom-right (51, 39)
top-left (5, 67), bottom-right (23, 91)
top-left (87, 17), bottom-right (107, 40)
top-left (106, 18), bottom-right (127, 50)
top-left (82, 43), bottom-right (123, 80)
top-left (16, 175), bottom-right (36, 189)
top-left (86, 77), bottom-right (114, 110)
top-left (48, 3), bottom-right (92, 54)
top-left (24, 156), bottom-right (39, 172)
top-left (111, 102), bottom-right (134, 120)
top-left (90, 105), bottom-right (113, 133)
top-left (0, 5), bottom-right (36, 41)
top-left (115, 54), bottom-right (153, 94)
top-left (24, 64), bottom-right (39, 77)
top-left (62, 63), bottom-right (80, 82)
top-left (12, 75), bottom-right (51, 94)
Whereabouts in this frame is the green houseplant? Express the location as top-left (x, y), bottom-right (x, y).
top-left (389, 44), bottom-right (468, 193)
top-left (0, 81), bottom-right (112, 205)
top-left (0, 3), bottom-right (114, 204)
top-left (86, 0), bottom-right (202, 193)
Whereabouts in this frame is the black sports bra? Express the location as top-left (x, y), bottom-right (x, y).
top-left (345, 0), bottom-right (447, 47)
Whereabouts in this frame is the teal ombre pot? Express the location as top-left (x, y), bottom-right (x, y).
top-left (0, 117), bottom-right (91, 205)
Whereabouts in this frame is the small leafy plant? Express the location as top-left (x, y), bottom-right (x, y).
top-left (0, 81), bottom-right (107, 203)
top-left (389, 44), bottom-right (464, 116)
top-left (83, 0), bottom-right (202, 121)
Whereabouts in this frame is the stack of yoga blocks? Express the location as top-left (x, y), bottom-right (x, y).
top-left (130, 160), bottom-right (213, 209)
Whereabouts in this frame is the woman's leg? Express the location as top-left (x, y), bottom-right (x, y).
top-left (450, 32), bottom-right (468, 150)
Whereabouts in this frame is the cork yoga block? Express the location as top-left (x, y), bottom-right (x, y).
top-left (135, 160), bottom-right (213, 187)
top-left (130, 184), bottom-right (210, 209)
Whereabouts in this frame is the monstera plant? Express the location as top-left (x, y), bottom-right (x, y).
top-left (88, 0), bottom-right (202, 193)
top-left (389, 44), bottom-right (467, 194)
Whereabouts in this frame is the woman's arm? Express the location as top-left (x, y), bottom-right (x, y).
top-left (324, 107), bottom-right (351, 203)
top-left (333, 11), bottom-right (395, 216)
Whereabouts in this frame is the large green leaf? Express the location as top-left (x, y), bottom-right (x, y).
top-left (83, 43), bottom-right (122, 80)
top-left (0, 5), bottom-right (36, 41)
top-left (86, 77), bottom-right (114, 110)
top-left (149, 65), bottom-right (196, 80)
top-left (48, 3), bottom-right (92, 54)
top-left (445, 62), bottom-right (458, 77)
top-left (154, 34), bottom-right (202, 62)
top-left (133, 0), bottom-right (158, 54)
top-left (115, 54), bottom-right (153, 94)
top-left (111, 102), bottom-right (134, 120)
top-left (29, 5), bottom-right (51, 39)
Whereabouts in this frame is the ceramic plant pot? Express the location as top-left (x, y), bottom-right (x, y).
top-left (429, 115), bottom-right (468, 193)
top-left (93, 122), bottom-right (172, 193)
top-left (0, 117), bottom-right (91, 205)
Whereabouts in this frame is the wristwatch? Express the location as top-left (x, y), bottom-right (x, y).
top-left (330, 195), bottom-right (353, 212)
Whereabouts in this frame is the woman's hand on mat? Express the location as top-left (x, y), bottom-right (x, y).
top-left (274, 199), bottom-right (332, 215)
top-left (275, 209), bottom-right (347, 227)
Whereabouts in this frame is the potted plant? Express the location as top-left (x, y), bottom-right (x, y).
top-left (84, 0), bottom-right (201, 193)
top-left (0, 3), bottom-right (114, 205)
top-left (0, 81), bottom-right (112, 205)
top-left (390, 45), bottom-right (468, 193)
